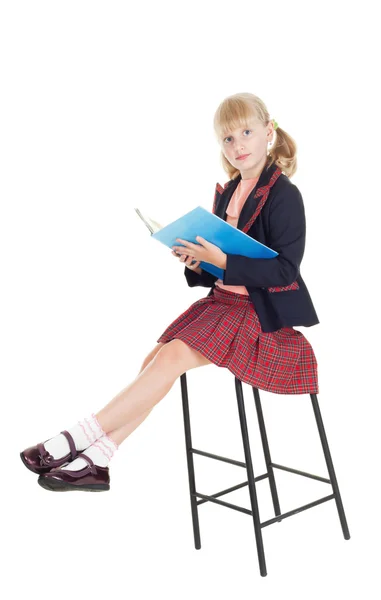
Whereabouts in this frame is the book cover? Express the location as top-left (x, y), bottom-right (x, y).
top-left (135, 206), bottom-right (278, 280)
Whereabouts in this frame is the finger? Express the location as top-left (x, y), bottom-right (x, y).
top-left (195, 236), bottom-right (207, 245)
top-left (175, 238), bottom-right (197, 250)
top-left (172, 251), bottom-right (198, 266)
top-left (186, 260), bottom-right (200, 269)
top-left (186, 257), bottom-right (199, 267)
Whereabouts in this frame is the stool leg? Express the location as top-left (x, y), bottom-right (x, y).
top-left (180, 373), bottom-right (201, 549)
top-left (235, 378), bottom-right (267, 577)
top-left (310, 393), bottom-right (351, 540)
top-left (252, 387), bottom-right (282, 523)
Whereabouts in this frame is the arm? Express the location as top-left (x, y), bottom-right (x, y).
top-left (223, 184), bottom-right (306, 288)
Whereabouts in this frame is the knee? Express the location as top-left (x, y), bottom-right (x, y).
top-left (153, 339), bottom-right (187, 371)
top-left (140, 342), bottom-right (166, 372)
top-left (152, 339), bottom-right (210, 376)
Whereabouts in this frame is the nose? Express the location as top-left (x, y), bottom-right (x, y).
top-left (233, 142), bottom-right (246, 156)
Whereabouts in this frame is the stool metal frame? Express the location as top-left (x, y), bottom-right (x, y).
top-left (180, 373), bottom-right (350, 577)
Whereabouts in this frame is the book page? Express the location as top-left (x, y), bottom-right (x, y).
top-left (134, 208), bottom-right (164, 234)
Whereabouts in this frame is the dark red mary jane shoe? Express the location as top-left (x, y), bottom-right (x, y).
top-left (37, 453), bottom-right (110, 492)
top-left (20, 429), bottom-right (79, 475)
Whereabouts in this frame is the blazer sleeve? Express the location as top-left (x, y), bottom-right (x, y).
top-left (223, 184), bottom-right (306, 288)
top-left (184, 265), bottom-right (219, 288)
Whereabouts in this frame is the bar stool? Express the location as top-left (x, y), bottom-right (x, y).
top-left (180, 373), bottom-right (350, 577)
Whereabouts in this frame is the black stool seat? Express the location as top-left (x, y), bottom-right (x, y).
top-left (180, 373), bottom-right (350, 577)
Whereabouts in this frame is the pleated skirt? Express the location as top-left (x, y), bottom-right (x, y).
top-left (156, 285), bottom-right (318, 395)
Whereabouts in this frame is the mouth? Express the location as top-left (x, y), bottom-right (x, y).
top-left (236, 154), bottom-right (250, 160)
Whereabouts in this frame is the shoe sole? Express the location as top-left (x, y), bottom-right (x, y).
top-left (38, 476), bottom-right (110, 492)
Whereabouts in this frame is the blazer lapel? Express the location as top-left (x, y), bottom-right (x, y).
top-left (215, 160), bottom-right (279, 232)
top-left (237, 161), bottom-right (279, 230)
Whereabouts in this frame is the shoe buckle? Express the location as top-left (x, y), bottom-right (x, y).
top-left (38, 450), bottom-right (53, 467)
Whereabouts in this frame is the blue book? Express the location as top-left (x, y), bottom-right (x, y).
top-left (134, 205), bottom-right (278, 280)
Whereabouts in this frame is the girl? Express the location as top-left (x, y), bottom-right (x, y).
top-left (20, 92), bottom-right (319, 492)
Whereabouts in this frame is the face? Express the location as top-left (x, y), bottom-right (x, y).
top-left (220, 116), bottom-right (274, 179)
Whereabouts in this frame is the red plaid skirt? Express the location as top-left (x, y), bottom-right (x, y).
top-left (156, 286), bottom-right (318, 395)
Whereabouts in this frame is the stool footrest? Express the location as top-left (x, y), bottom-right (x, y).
top-left (191, 447), bottom-right (246, 468)
top-left (271, 462), bottom-right (331, 484)
top-left (191, 447), bottom-right (332, 484)
top-left (196, 480), bottom-right (250, 507)
top-left (193, 490), bottom-right (252, 515)
top-left (193, 488), bottom-right (336, 527)
top-left (260, 494), bottom-right (335, 527)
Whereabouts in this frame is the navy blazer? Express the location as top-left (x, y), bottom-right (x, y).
top-left (184, 160), bottom-right (320, 333)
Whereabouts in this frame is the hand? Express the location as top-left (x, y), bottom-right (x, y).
top-left (171, 250), bottom-right (201, 272)
top-left (172, 236), bottom-right (227, 269)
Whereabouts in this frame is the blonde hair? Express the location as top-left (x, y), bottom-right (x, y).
top-left (213, 92), bottom-right (297, 179)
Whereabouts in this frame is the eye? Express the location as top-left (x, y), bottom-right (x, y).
top-left (223, 129), bottom-right (252, 143)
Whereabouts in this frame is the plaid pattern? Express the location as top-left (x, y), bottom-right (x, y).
top-left (157, 285), bottom-right (318, 395)
top-left (268, 281), bottom-right (299, 292)
top-left (213, 181), bottom-right (230, 212)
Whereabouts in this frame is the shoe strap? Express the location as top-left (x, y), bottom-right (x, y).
top-left (60, 430), bottom-right (78, 461)
top-left (77, 452), bottom-right (97, 476)
top-left (50, 452), bottom-right (98, 478)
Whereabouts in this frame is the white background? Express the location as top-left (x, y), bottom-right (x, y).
top-left (1, 0), bottom-right (379, 596)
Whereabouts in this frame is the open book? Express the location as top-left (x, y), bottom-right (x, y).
top-left (134, 205), bottom-right (277, 280)
top-left (134, 207), bottom-right (198, 265)
top-left (134, 208), bottom-right (164, 235)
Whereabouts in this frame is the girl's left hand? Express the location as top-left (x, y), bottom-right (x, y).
top-left (172, 236), bottom-right (227, 269)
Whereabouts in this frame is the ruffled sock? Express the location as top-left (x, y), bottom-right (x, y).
top-left (59, 434), bottom-right (119, 470)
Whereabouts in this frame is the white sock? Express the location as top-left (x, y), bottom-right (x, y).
top-left (60, 434), bottom-right (119, 471)
top-left (44, 413), bottom-right (106, 458)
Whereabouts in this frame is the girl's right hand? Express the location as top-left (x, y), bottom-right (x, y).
top-left (171, 250), bottom-right (202, 273)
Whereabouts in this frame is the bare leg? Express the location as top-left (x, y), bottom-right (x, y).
top-left (95, 340), bottom-right (211, 446)
top-left (106, 406), bottom-right (153, 447)
top-left (103, 347), bottom-right (163, 446)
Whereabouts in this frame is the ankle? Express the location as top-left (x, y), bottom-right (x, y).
top-left (60, 433), bottom-right (119, 471)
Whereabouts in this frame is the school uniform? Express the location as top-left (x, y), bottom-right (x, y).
top-left (157, 159), bottom-right (319, 394)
